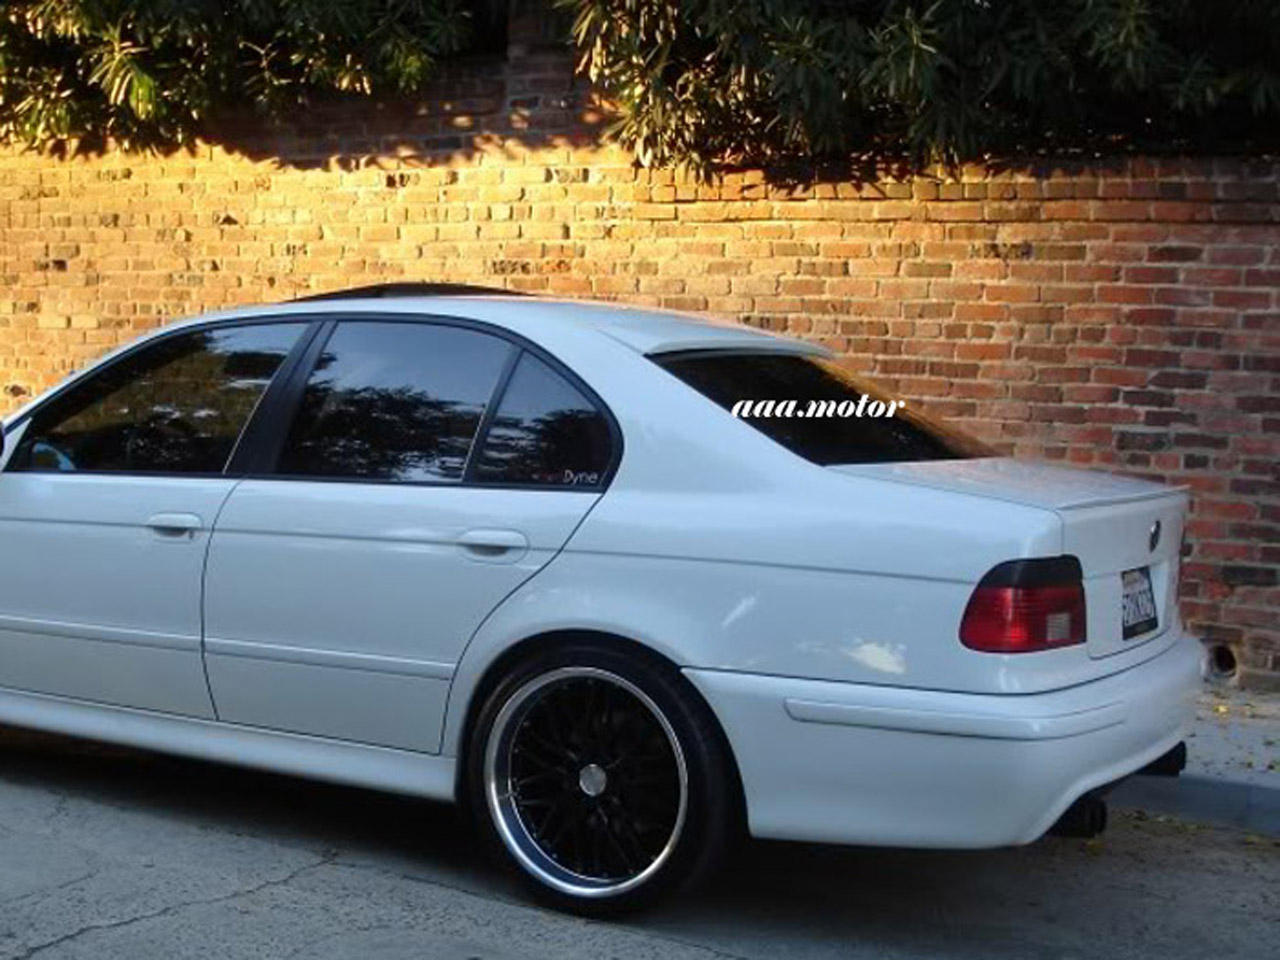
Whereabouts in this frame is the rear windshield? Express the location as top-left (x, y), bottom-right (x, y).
top-left (654, 350), bottom-right (991, 465)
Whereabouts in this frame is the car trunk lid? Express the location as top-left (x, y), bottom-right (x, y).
top-left (828, 458), bottom-right (1188, 659)
top-left (1058, 493), bottom-right (1186, 658)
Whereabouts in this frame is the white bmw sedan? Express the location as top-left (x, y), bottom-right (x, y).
top-left (0, 286), bottom-right (1202, 912)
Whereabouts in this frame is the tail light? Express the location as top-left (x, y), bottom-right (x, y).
top-left (960, 556), bottom-right (1086, 653)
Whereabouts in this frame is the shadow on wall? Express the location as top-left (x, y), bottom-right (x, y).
top-left (30, 48), bottom-right (606, 174)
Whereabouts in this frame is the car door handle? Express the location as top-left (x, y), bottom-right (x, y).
top-left (146, 513), bottom-right (203, 539)
top-left (457, 528), bottom-right (529, 560)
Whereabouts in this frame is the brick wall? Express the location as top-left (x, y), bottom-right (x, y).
top-left (0, 45), bottom-right (1277, 688)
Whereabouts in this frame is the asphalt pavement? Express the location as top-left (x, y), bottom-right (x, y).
top-left (1112, 686), bottom-right (1280, 835)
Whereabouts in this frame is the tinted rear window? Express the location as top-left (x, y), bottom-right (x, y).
top-left (654, 351), bottom-right (990, 465)
top-left (471, 352), bottom-right (613, 488)
top-left (277, 322), bottom-right (511, 482)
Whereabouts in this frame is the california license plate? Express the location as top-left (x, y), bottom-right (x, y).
top-left (1121, 566), bottom-right (1158, 639)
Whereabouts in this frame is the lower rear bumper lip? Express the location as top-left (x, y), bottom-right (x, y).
top-left (783, 697), bottom-right (1126, 740)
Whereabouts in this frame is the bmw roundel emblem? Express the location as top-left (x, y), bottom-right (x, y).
top-left (1149, 520), bottom-right (1162, 552)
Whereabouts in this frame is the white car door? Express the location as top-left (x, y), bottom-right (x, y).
top-left (203, 319), bottom-right (617, 752)
top-left (0, 321), bottom-right (308, 716)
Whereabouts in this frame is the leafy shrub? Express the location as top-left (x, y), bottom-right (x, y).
top-left (565, 0), bottom-right (1280, 171)
top-left (0, 0), bottom-right (476, 147)
top-left (3, 0), bottom-right (1278, 169)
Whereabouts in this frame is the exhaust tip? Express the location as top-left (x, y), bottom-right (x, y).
top-left (1048, 795), bottom-right (1108, 839)
top-left (1137, 741), bottom-right (1187, 778)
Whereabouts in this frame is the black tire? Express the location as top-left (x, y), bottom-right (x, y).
top-left (465, 641), bottom-right (741, 915)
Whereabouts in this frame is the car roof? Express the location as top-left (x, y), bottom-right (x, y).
top-left (175, 295), bottom-right (828, 358)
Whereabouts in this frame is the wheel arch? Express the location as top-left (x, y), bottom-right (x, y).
top-left (448, 627), bottom-right (746, 825)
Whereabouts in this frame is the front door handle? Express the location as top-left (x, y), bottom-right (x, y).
top-left (457, 528), bottom-right (529, 561)
top-left (146, 512), bottom-right (203, 539)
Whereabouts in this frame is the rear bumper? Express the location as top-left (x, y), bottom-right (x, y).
top-left (685, 631), bottom-right (1204, 848)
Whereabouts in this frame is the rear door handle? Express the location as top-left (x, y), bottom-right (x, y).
top-left (146, 512), bottom-right (203, 539)
top-left (457, 528), bottom-right (529, 561)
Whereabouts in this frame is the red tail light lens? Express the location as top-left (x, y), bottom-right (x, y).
top-left (960, 557), bottom-right (1086, 653)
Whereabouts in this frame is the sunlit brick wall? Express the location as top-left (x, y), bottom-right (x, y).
top-left (0, 46), bottom-right (1276, 687)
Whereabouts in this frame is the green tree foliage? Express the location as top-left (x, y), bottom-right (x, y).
top-left (2, 1), bottom-right (1279, 168)
top-left (564, 0), bottom-right (1280, 171)
top-left (0, 0), bottom-right (476, 147)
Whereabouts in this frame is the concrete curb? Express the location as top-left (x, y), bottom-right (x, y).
top-left (1110, 774), bottom-right (1280, 837)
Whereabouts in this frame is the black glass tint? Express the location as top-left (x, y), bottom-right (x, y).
top-left (277, 322), bottom-right (512, 482)
top-left (10, 324), bottom-right (305, 475)
top-left (472, 352), bottom-right (612, 487)
top-left (655, 351), bottom-right (991, 465)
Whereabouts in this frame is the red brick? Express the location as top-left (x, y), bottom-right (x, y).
top-left (986, 284), bottom-right (1039, 303)
top-left (1213, 289), bottom-right (1272, 310)
top-left (1245, 268), bottom-right (1280, 286)
top-left (1098, 284), bottom-right (1153, 304)
top-left (1149, 245), bottom-right (1203, 262)
top-left (1093, 201), bottom-right (1151, 221)
top-left (1184, 267), bottom-right (1243, 286)
top-left (1124, 265), bottom-right (1179, 284)
top-left (1208, 246), bottom-right (1267, 266)
top-left (1154, 286), bottom-right (1212, 307)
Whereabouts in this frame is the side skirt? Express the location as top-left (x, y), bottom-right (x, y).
top-left (0, 685), bottom-right (456, 802)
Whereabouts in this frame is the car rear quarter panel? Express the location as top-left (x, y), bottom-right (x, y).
top-left (443, 473), bottom-right (1067, 756)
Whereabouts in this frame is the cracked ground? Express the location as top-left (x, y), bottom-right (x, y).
top-left (0, 726), bottom-right (1276, 960)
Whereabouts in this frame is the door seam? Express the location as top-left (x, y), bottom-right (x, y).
top-left (199, 478), bottom-right (247, 720)
top-left (436, 487), bottom-right (611, 754)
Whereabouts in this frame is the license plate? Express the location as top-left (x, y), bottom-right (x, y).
top-left (1121, 566), bottom-right (1158, 639)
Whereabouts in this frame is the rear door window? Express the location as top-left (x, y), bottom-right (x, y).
top-left (276, 322), bottom-right (511, 482)
top-left (654, 350), bottom-right (990, 465)
top-left (470, 352), bottom-right (613, 488)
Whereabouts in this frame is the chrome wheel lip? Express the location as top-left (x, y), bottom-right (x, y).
top-left (484, 666), bottom-right (689, 900)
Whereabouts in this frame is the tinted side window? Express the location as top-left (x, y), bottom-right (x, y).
top-left (655, 351), bottom-right (991, 465)
top-left (277, 322), bottom-right (511, 482)
top-left (472, 352), bottom-right (613, 487)
top-left (11, 324), bottom-right (305, 475)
